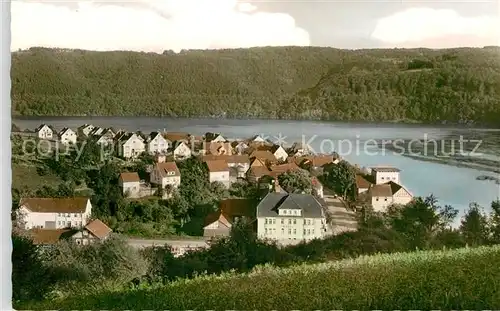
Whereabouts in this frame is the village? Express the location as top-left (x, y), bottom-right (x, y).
top-left (14, 123), bottom-right (415, 256)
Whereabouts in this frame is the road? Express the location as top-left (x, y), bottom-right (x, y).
top-left (321, 191), bottom-right (358, 235)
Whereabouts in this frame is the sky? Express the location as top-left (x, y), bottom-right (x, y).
top-left (10, 0), bottom-right (500, 52)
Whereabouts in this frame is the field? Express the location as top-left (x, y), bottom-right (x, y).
top-left (19, 245), bottom-right (500, 309)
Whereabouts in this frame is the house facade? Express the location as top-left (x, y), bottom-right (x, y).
top-left (203, 199), bottom-right (256, 238)
top-left (119, 172), bottom-right (141, 198)
top-left (256, 193), bottom-right (328, 245)
top-left (17, 197), bottom-right (92, 230)
top-left (172, 142), bottom-right (192, 160)
top-left (150, 161), bottom-right (181, 198)
top-left (371, 167), bottom-right (401, 184)
top-left (35, 124), bottom-right (53, 140)
top-left (369, 181), bottom-right (413, 211)
top-left (78, 124), bottom-right (95, 137)
top-left (271, 145), bottom-right (288, 162)
top-left (71, 219), bottom-right (113, 245)
top-left (356, 174), bottom-right (372, 194)
top-left (58, 127), bottom-right (77, 145)
top-left (205, 160), bottom-right (230, 188)
top-left (118, 133), bottom-right (146, 158)
top-left (147, 132), bottom-right (169, 155)
top-left (231, 141), bottom-right (249, 154)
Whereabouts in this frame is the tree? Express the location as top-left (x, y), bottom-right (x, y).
top-left (277, 170), bottom-right (312, 194)
top-left (459, 202), bottom-right (490, 247)
top-left (12, 232), bottom-right (55, 302)
top-left (322, 160), bottom-right (356, 200)
top-left (490, 200), bottom-right (500, 243)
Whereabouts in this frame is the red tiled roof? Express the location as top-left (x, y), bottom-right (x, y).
top-left (247, 166), bottom-right (271, 178)
top-left (249, 150), bottom-right (277, 163)
top-left (356, 174), bottom-right (372, 189)
top-left (19, 197), bottom-right (89, 213)
top-left (85, 219), bottom-right (112, 240)
top-left (205, 160), bottom-right (229, 172)
top-left (155, 162), bottom-right (181, 177)
top-left (30, 228), bottom-right (76, 245)
top-left (120, 172), bottom-right (140, 183)
top-left (202, 154), bottom-right (250, 164)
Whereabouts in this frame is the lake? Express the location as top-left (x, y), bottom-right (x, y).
top-left (13, 116), bottom-right (500, 222)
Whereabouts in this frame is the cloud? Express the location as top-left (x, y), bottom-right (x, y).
top-left (371, 8), bottom-right (500, 48)
top-left (10, 0), bottom-right (310, 53)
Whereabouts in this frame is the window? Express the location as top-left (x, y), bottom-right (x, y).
top-left (281, 219), bottom-right (284, 224)
top-left (312, 229), bottom-right (315, 235)
top-left (384, 198), bottom-right (388, 201)
top-left (265, 219), bottom-right (268, 224)
top-left (73, 213), bottom-right (78, 217)
top-left (293, 219), bottom-right (297, 225)
top-left (303, 229), bottom-right (306, 235)
top-left (288, 229), bottom-right (291, 235)
top-left (66, 213), bottom-right (70, 217)
top-left (288, 219), bottom-right (292, 225)
top-left (376, 198), bottom-right (379, 201)
top-left (272, 219), bottom-right (276, 224)
top-left (265, 228), bottom-right (268, 234)
top-left (293, 229), bottom-right (296, 234)
top-left (281, 228), bottom-right (284, 234)
top-left (307, 229), bottom-right (310, 235)
top-left (303, 219), bottom-right (306, 225)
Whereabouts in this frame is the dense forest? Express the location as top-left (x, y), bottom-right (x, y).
top-left (11, 46), bottom-right (500, 125)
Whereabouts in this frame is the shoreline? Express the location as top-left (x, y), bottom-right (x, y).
top-left (11, 115), bottom-right (500, 130)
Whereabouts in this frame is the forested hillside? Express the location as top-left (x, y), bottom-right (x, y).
top-left (11, 46), bottom-right (500, 124)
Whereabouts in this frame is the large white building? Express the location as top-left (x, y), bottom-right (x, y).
top-left (370, 167), bottom-right (401, 184)
top-left (17, 197), bottom-right (92, 230)
top-left (256, 193), bottom-right (328, 245)
top-left (34, 124), bottom-right (54, 140)
top-left (58, 127), bottom-right (77, 145)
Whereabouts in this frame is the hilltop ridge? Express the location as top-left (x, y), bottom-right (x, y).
top-left (11, 46), bottom-right (500, 124)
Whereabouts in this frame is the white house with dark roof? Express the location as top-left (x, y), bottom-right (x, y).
top-left (35, 124), bottom-right (54, 140)
top-left (368, 181), bottom-right (413, 212)
top-left (117, 133), bottom-right (145, 158)
top-left (96, 129), bottom-right (116, 146)
top-left (17, 197), bottom-right (92, 230)
top-left (58, 127), bottom-right (77, 145)
top-left (256, 193), bottom-right (328, 245)
top-left (77, 124), bottom-right (95, 137)
top-left (146, 132), bottom-right (169, 154)
top-left (171, 141), bottom-right (192, 160)
top-left (370, 167), bottom-right (401, 185)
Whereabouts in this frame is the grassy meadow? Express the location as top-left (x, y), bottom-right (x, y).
top-left (19, 245), bottom-right (500, 310)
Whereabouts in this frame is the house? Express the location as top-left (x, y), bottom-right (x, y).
top-left (246, 166), bottom-right (272, 183)
top-left (270, 145), bottom-right (288, 162)
top-left (203, 199), bottom-right (257, 238)
top-left (256, 193), bottom-right (328, 245)
top-left (289, 142), bottom-right (314, 157)
top-left (146, 132), bottom-right (169, 155)
top-left (89, 127), bottom-right (105, 137)
top-left (269, 162), bottom-right (302, 179)
top-left (150, 161), bottom-right (181, 198)
top-left (202, 141), bottom-right (233, 156)
top-left (369, 181), bottom-right (413, 212)
top-left (171, 141), bottom-right (192, 160)
top-left (71, 219), bottom-right (113, 245)
top-left (205, 132), bottom-right (226, 143)
top-left (77, 124), bottom-right (95, 137)
top-left (58, 127), bottom-right (77, 145)
top-left (250, 135), bottom-right (267, 143)
top-left (34, 124), bottom-right (54, 140)
top-left (370, 167), bottom-right (401, 184)
top-left (202, 154), bottom-right (250, 180)
top-left (117, 133), bottom-right (145, 158)
top-left (356, 174), bottom-right (372, 194)
top-left (249, 150), bottom-right (278, 165)
top-left (231, 141), bottom-right (249, 154)
top-left (311, 176), bottom-right (324, 198)
top-left (299, 155), bottom-right (339, 174)
top-left (119, 172), bottom-right (141, 198)
top-left (95, 129), bottom-right (116, 146)
top-left (17, 197), bottom-right (92, 230)
top-left (205, 160), bottom-right (230, 188)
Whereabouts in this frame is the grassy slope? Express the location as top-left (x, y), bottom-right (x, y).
top-left (20, 245), bottom-right (500, 309)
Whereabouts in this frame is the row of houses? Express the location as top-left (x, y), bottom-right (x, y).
top-left (16, 197), bottom-right (113, 247)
